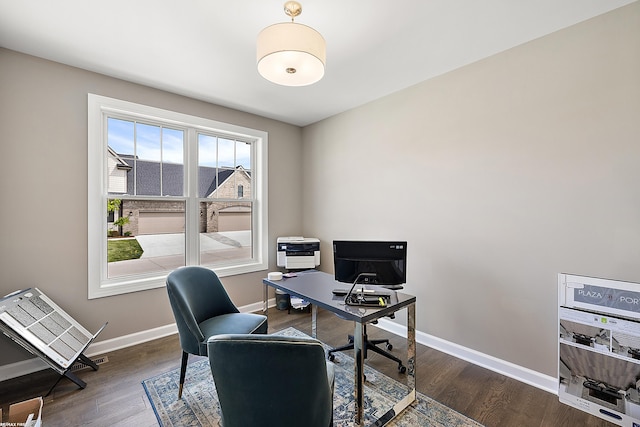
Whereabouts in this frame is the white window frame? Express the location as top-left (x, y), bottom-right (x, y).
top-left (88, 94), bottom-right (268, 299)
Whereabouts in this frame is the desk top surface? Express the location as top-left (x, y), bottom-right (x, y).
top-left (263, 270), bottom-right (416, 323)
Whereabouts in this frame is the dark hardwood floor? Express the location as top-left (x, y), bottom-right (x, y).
top-left (0, 307), bottom-right (617, 427)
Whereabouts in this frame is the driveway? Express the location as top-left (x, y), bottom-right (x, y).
top-left (107, 231), bottom-right (251, 277)
top-left (135, 231), bottom-right (251, 258)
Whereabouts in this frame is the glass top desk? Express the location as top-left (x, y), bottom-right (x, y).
top-left (263, 270), bottom-right (416, 426)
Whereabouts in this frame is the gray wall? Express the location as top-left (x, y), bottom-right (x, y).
top-left (0, 48), bottom-right (303, 366)
top-left (301, 3), bottom-right (640, 377)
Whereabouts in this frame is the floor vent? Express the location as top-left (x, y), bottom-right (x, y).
top-left (69, 356), bottom-right (109, 372)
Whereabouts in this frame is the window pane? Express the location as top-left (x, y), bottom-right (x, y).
top-left (198, 134), bottom-right (217, 167)
top-left (198, 134), bottom-right (217, 197)
top-left (162, 127), bottom-right (184, 196)
top-left (218, 137), bottom-right (235, 168)
top-left (136, 123), bottom-right (161, 161)
top-left (107, 199), bottom-right (186, 279)
top-left (135, 123), bottom-right (161, 196)
top-left (199, 201), bottom-right (252, 265)
top-left (236, 141), bottom-right (251, 169)
top-left (135, 161), bottom-right (161, 195)
top-left (107, 118), bottom-right (134, 195)
top-left (110, 122), bottom-right (185, 197)
top-left (107, 118), bottom-right (134, 156)
top-left (163, 128), bottom-right (184, 164)
top-left (197, 135), bottom-right (253, 200)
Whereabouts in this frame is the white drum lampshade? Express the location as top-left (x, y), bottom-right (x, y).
top-left (257, 2), bottom-right (326, 87)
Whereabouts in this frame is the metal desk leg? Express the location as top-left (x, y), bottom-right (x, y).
top-left (372, 304), bottom-right (417, 426)
top-left (407, 303), bottom-right (416, 393)
top-left (263, 283), bottom-right (268, 315)
top-left (311, 304), bottom-right (318, 339)
top-left (354, 321), bottom-right (365, 426)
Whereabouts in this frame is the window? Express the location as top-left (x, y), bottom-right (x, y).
top-left (88, 94), bottom-right (268, 299)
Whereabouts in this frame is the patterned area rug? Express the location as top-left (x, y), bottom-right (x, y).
top-left (142, 327), bottom-right (483, 427)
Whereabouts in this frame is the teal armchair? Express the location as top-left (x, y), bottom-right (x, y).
top-left (166, 266), bottom-right (268, 398)
top-left (208, 334), bottom-right (335, 427)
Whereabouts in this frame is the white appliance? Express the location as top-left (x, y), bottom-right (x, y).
top-left (276, 237), bottom-right (320, 270)
top-left (559, 273), bottom-right (640, 427)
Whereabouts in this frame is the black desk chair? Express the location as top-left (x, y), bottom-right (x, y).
top-left (328, 284), bottom-right (407, 374)
top-left (208, 334), bottom-right (335, 427)
top-left (166, 266), bottom-right (268, 399)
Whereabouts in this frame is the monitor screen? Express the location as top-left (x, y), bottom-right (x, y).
top-left (333, 240), bottom-right (407, 286)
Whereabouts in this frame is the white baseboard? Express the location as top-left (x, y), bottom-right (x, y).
top-left (87, 323), bottom-right (178, 356)
top-left (374, 318), bottom-right (558, 395)
top-left (0, 299), bottom-right (275, 382)
top-left (0, 298), bottom-right (558, 396)
top-left (0, 323), bottom-right (180, 382)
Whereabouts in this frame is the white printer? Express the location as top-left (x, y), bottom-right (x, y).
top-left (276, 237), bottom-right (320, 270)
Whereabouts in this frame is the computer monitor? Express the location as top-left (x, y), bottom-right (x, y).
top-left (333, 240), bottom-right (407, 287)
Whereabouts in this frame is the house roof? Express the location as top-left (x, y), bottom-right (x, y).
top-left (108, 147), bottom-right (132, 171)
top-left (112, 153), bottom-right (248, 198)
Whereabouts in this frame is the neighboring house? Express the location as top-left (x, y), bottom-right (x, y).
top-left (106, 147), bottom-right (132, 193)
top-left (107, 149), bottom-right (251, 235)
top-left (106, 148), bottom-right (132, 230)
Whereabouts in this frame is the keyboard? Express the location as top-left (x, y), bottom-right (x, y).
top-left (332, 288), bottom-right (391, 297)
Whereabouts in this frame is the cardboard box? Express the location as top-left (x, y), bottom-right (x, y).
top-left (1, 396), bottom-right (43, 427)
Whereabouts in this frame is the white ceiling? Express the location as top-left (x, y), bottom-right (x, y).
top-left (0, 0), bottom-right (636, 126)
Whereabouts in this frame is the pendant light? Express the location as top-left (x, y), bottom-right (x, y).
top-left (257, 1), bottom-right (326, 86)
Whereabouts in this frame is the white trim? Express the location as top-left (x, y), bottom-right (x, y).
top-left (88, 323), bottom-right (178, 356)
top-left (374, 318), bottom-right (558, 394)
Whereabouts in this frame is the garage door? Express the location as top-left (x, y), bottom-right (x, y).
top-left (218, 211), bottom-right (251, 232)
top-left (139, 212), bottom-right (185, 235)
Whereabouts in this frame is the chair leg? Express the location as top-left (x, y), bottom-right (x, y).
top-left (178, 351), bottom-right (189, 399)
top-left (369, 338), bottom-right (390, 347)
top-left (365, 339), bottom-right (405, 370)
top-left (327, 327), bottom-right (406, 372)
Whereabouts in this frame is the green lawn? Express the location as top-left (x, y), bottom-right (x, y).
top-left (107, 238), bottom-right (144, 262)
